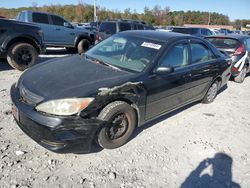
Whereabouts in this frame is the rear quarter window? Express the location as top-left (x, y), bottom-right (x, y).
top-left (207, 38), bottom-right (240, 49)
top-left (32, 13), bottom-right (49, 24)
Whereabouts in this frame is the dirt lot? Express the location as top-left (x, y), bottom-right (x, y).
top-left (0, 49), bottom-right (250, 188)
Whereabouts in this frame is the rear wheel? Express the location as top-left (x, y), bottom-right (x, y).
top-left (202, 81), bottom-right (219, 104)
top-left (97, 101), bottom-right (137, 149)
top-left (7, 42), bottom-right (38, 71)
top-left (234, 65), bottom-right (247, 83)
top-left (77, 39), bottom-right (90, 54)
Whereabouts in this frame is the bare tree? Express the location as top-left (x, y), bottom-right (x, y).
top-left (76, 0), bottom-right (85, 22)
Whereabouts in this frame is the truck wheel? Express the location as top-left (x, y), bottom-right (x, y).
top-left (7, 43), bottom-right (38, 71)
top-left (77, 39), bottom-right (90, 54)
top-left (202, 81), bottom-right (219, 104)
top-left (97, 101), bottom-right (137, 149)
top-left (234, 66), bottom-right (247, 83)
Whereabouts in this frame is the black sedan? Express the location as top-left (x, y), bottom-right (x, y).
top-left (11, 31), bottom-right (232, 153)
top-left (206, 35), bottom-right (250, 83)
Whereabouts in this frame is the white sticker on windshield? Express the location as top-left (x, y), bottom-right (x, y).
top-left (141, 42), bottom-right (162, 50)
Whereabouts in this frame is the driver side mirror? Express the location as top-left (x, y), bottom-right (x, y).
top-left (154, 66), bottom-right (174, 75)
top-left (64, 22), bottom-right (73, 28)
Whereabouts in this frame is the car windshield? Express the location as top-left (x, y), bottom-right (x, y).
top-left (207, 37), bottom-right (240, 49)
top-left (85, 35), bottom-right (163, 72)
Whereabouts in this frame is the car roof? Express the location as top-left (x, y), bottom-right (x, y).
top-left (119, 30), bottom-right (193, 41)
top-left (205, 34), bottom-right (250, 40)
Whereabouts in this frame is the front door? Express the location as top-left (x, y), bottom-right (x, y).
top-left (50, 15), bottom-right (75, 45)
top-left (145, 42), bottom-right (192, 120)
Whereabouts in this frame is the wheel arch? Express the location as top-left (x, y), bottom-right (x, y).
top-left (6, 36), bottom-right (41, 53)
top-left (74, 35), bottom-right (92, 47)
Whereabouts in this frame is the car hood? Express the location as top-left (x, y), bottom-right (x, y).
top-left (20, 55), bottom-right (135, 101)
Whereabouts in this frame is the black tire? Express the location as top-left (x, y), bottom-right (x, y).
top-left (202, 81), bottom-right (219, 104)
top-left (77, 39), bottom-right (90, 54)
top-left (7, 42), bottom-right (38, 71)
top-left (234, 65), bottom-right (247, 83)
top-left (97, 101), bottom-right (137, 149)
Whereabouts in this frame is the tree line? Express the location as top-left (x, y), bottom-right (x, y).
top-left (0, 2), bottom-right (249, 29)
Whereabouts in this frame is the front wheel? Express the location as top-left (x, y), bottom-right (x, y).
top-left (234, 66), bottom-right (247, 83)
top-left (7, 42), bottom-right (38, 71)
top-left (202, 81), bottom-right (219, 104)
top-left (97, 101), bottom-right (137, 149)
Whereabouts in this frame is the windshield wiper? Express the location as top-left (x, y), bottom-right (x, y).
top-left (85, 54), bottom-right (121, 71)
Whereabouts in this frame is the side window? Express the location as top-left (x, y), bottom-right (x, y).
top-left (201, 29), bottom-right (211, 36)
top-left (119, 23), bottom-right (132, 32)
top-left (32, 13), bottom-right (49, 24)
top-left (51, 15), bottom-right (65, 26)
top-left (246, 39), bottom-right (250, 51)
top-left (191, 43), bottom-right (215, 64)
top-left (18, 13), bottom-right (25, 22)
top-left (137, 24), bottom-right (144, 30)
top-left (159, 43), bottom-right (189, 68)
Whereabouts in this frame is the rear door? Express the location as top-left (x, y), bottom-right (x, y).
top-left (187, 40), bottom-right (219, 100)
top-left (145, 41), bottom-right (193, 120)
top-left (32, 12), bottom-right (52, 43)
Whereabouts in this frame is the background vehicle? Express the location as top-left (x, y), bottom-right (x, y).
top-left (218, 28), bottom-right (233, 35)
top-left (16, 10), bottom-right (94, 53)
top-left (0, 18), bottom-right (44, 70)
top-left (172, 27), bottom-right (214, 37)
top-left (206, 35), bottom-right (250, 83)
top-left (11, 31), bottom-right (231, 153)
top-left (96, 19), bottom-right (154, 43)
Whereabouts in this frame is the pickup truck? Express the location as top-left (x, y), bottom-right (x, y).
top-left (16, 10), bottom-right (94, 53)
top-left (0, 18), bottom-right (44, 70)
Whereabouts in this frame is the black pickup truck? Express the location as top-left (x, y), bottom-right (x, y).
top-left (0, 18), bottom-right (44, 71)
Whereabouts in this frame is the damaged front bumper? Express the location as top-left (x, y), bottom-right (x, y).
top-left (10, 84), bottom-right (106, 153)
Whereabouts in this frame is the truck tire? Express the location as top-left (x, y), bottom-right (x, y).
top-left (7, 42), bottom-right (38, 71)
top-left (77, 39), bottom-right (90, 54)
top-left (97, 101), bottom-right (137, 149)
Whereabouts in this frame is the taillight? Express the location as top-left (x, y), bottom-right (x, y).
top-left (231, 66), bottom-right (239, 73)
top-left (234, 44), bottom-right (245, 55)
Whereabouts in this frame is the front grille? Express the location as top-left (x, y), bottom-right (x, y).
top-left (19, 83), bottom-right (44, 105)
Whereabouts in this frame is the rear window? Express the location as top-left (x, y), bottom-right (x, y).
top-left (32, 13), bottom-right (49, 24)
top-left (172, 28), bottom-right (199, 35)
top-left (99, 22), bottom-right (116, 34)
top-left (207, 38), bottom-right (240, 49)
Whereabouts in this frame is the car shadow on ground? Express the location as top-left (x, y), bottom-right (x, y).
top-left (180, 153), bottom-right (241, 188)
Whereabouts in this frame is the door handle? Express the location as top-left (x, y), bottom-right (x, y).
top-left (55, 28), bottom-right (60, 31)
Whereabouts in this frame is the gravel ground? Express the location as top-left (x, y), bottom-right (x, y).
top-left (0, 49), bottom-right (250, 188)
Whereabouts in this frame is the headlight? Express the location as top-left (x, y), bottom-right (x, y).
top-left (35, 98), bottom-right (94, 116)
